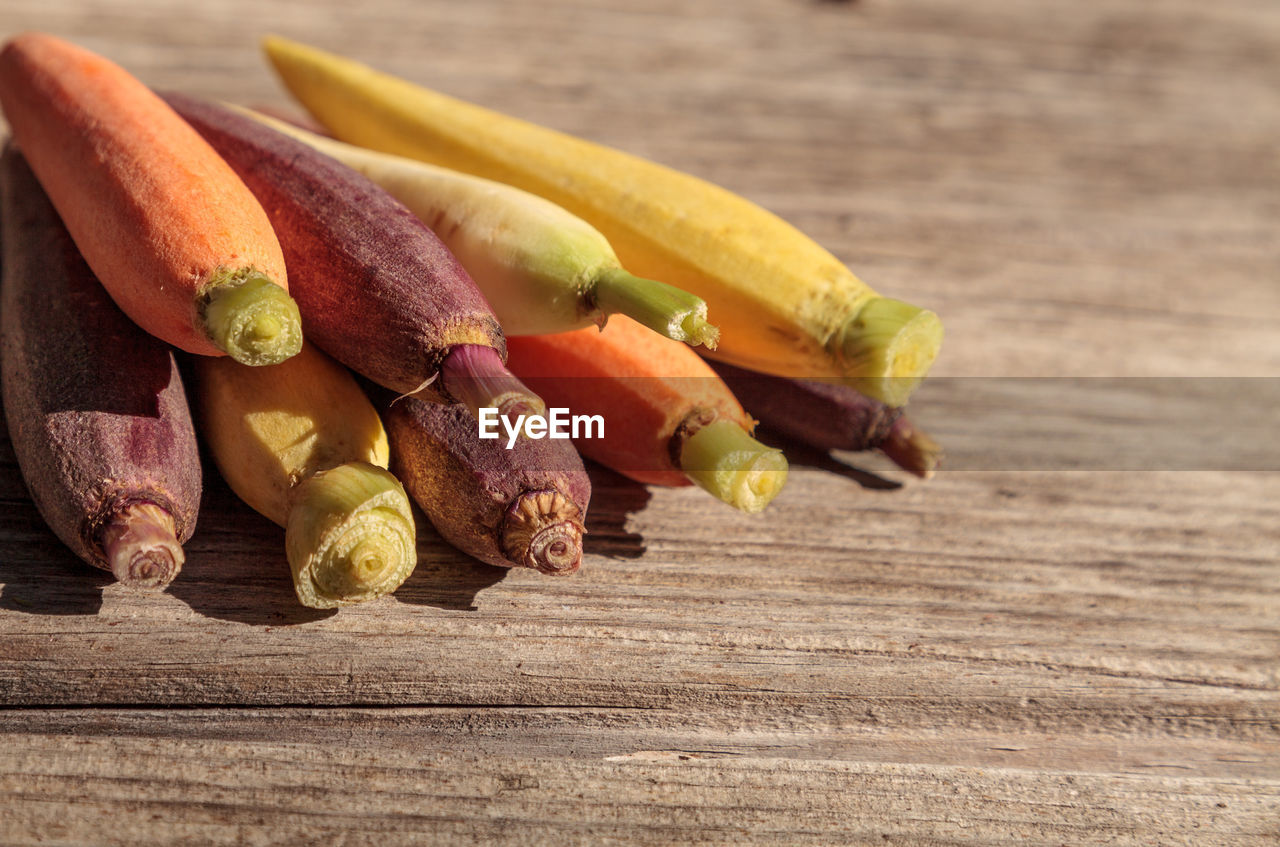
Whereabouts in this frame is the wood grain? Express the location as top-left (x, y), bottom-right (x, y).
top-left (1, 729), bottom-right (1276, 845)
top-left (1, 0), bottom-right (1277, 843)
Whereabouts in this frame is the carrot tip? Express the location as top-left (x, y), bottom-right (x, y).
top-left (681, 308), bottom-right (721, 350)
top-left (200, 270), bottom-right (303, 366)
top-left (501, 489), bottom-right (584, 575)
top-left (100, 503), bottom-right (183, 589)
top-left (837, 297), bottom-right (943, 407)
top-left (592, 268), bottom-right (720, 349)
top-left (678, 420), bottom-right (789, 513)
top-left (879, 416), bottom-right (944, 479)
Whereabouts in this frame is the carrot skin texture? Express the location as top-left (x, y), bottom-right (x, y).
top-left (0, 145), bottom-right (201, 582)
top-left (706, 360), bottom-right (901, 452)
top-left (0, 33), bottom-right (291, 359)
top-left (385, 398), bottom-right (590, 574)
top-left (163, 92), bottom-right (506, 401)
top-left (505, 318), bottom-right (753, 488)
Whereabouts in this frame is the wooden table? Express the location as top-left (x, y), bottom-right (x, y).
top-left (1, 0), bottom-right (1277, 843)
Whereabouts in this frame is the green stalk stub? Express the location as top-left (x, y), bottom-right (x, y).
top-left (440, 344), bottom-right (547, 422)
top-left (285, 462), bottom-right (417, 609)
top-left (679, 419), bottom-right (788, 514)
top-left (201, 269), bottom-right (304, 366)
top-left (593, 268), bottom-right (720, 349)
top-left (100, 502), bottom-right (184, 589)
top-left (837, 297), bottom-right (943, 407)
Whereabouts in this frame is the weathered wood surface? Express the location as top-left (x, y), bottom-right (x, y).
top-left (1, 0), bottom-right (1278, 843)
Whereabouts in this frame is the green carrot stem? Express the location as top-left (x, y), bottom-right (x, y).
top-left (879, 416), bottom-right (943, 479)
top-left (678, 420), bottom-right (788, 513)
top-left (439, 344), bottom-right (546, 420)
top-left (100, 502), bottom-right (183, 588)
top-left (200, 269), bottom-right (303, 366)
top-left (837, 297), bottom-right (943, 407)
top-left (285, 462), bottom-right (417, 609)
top-left (592, 268), bottom-right (719, 349)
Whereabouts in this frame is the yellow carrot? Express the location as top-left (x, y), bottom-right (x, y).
top-left (262, 36), bottom-right (942, 405)
top-left (194, 343), bottom-right (417, 608)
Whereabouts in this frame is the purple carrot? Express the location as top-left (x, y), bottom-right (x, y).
top-left (384, 397), bottom-right (590, 575)
top-left (161, 92), bottom-right (543, 421)
top-left (707, 360), bottom-right (942, 478)
top-left (0, 144), bottom-right (201, 587)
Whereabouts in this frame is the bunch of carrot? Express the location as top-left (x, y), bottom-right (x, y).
top-left (0, 33), bottom-right (942, 609)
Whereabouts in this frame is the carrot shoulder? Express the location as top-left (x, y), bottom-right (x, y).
top-left (0, 33), bottom-right (301, 365)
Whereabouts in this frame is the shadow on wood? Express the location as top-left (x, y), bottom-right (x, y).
top-left (582, 462), bottom-right (651, 560)
top-left (0, 539), bottom-right (109, 617)
top-left (754, 426), bottom-right (904, 491)
top-left (164, 468), bottom-right (336, 625)
top-left (392, 513), bottom-right (510, 611)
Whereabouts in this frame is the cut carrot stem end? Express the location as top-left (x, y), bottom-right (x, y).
top-left (879, 416), bottom-right (944, 479)
top-left (100, 502), bottom-right (184, 588)
top-left (439, 344), bottom-right (547, 420)
top-left (837, 297), bottom-right (943, 407)
top-left (200, 270), bottom-right (303, 366)
top-left (500, 489), bottom-right (585, 575)
top-left (678, 420), bottom-right (789, 513)
top-left (592, 268), bottom-right (720, 349)
top-left (285, 462), bottom-right (417, 609)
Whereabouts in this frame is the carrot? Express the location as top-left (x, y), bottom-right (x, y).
top-left (706, 360), bottom-right (943, 478)
top-left (0, 33), bottom-right (301, 366)
top-left (163, 92), bottom-right (543, 420)
top-left (193, 342), bottom-right (417, 608)
top-left (385, 397), bottom-right (590, 575)
top-left (239, 107), bottom-right (718, 347)
top-left (246, 103), bottom-right (331, 135)
top-left (0, 144), bottom-right (202, 588)
top-left (263, 36), bottom-right (942, 405)
top-left (505, 317), bottom-right (788, 513)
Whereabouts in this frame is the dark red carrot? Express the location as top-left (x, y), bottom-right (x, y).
top-left (161, 92), bottom-right (542, 420)
top-left (0, 33), bottom-right (300, 366)
top-left (0, 144), bottom-right (202, 587)
top-left (706, 360), bottom-right (943, 478)
top-left (385, 397), bottom-right (590, 575)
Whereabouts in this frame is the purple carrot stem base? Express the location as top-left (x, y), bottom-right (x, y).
top-left (439, 344), bottom-right (547, 421)
top-left (100, 502), bottom-right (184, 588)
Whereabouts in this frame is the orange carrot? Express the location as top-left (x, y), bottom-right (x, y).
top-left (0, 33), bottom-right (301, 365)
top-left (506, 317), bottom-right (788, 513)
